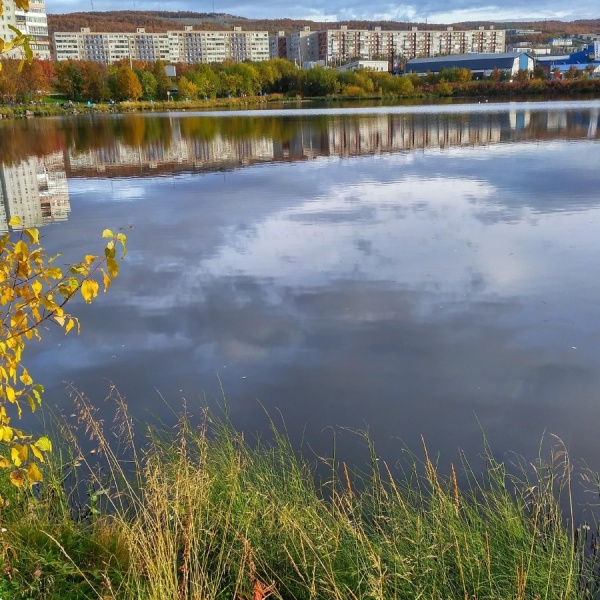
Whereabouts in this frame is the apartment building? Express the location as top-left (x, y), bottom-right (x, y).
top-left (0, 0), bottom-right (50, 59)
top-left (53, 26), bottom-right (270, 64)
top-left (272, 25), bottom-right (505, 65)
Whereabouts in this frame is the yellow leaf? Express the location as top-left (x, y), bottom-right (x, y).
top-left (34, 437), bottom-right (52, 452)
top-left (107, 257), bottom-right (119, 278)
top-left (85, 254), bottom-right (97, 265)
top-left (5, 386), bottom-right (15, 404)
top-left (9, 470), bottom-right (24, 487)
top-left (32, 280), bottom-right (42, 297)
top-left (30, 443), bottom-right (44, 462)
top-left (0, 457), bottom-right (9, 468)
top-left (27, 462), bottom-right (43, 484)
top-left (102, 229), bottom-right (115, 239)
top-left (0, 426), bottom-right (13, 443)
top-left (19, 369), bottom-right (32, 386)
top-left (65, 319), bottom-right (75, 334)
top-left (8, 216), bottom-right (21, 227)
top-left (24, 228), bottom-right (39, 244)
top-left (102, 270), bottom-right (111, 293)
top-left (14, 240), bottom-right (27, 257)
top-left (54, 315), bottom-right (65, 327)
top-left (11, 444), bottom-right (27, 467)
top-left (81, 280), bottom-right (99, 304)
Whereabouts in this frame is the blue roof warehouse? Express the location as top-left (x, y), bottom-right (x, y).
top-left (405, 52), bottom-right (534, 77)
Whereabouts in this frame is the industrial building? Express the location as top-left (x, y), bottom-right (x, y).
top-left (336, 60), bottom-right (390, 72)
top-left (535, 43), bottom-right (599, 75)
top-left (0, 0), bottom-right (50, 59)
top-left (270, 25), bottom-right (505, 64)
top-left (405, 52), bottom-right (534, 77)
top-left (53, 26), bottom-right (270, 64)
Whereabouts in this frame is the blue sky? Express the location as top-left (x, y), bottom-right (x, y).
top-left (47, 0), bottom-right (599, 23)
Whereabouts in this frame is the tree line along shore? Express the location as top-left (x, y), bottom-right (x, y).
top-left (0, 57), bottom-right (599, 119)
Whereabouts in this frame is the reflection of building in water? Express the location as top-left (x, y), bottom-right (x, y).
top-left (65, 110), bottom-right (599, 177)
top-left (509, 109), bottom-right (531, 130)
top-left (546, 111), bottom-right (568, 131)
top-left (68, 133), bottom-right (275, 174)
top-left (0, 152), bottom-right (70, 232)
top-left (326, 115), bottom-right (502, 157)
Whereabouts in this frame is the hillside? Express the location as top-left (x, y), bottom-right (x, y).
top-left (46, 10), bottom-right (600, 37)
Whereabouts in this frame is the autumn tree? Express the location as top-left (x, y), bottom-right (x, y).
top-left (0, 58), bottom-right (18, 101)
top-left (14, 59), bottom-right (49, 101)
top-left (114, 65), bottom-right (143, 101)
top-left (79, 60), bottom-right (110, 102)
top-left (299, 66), bottom-right (340, 97)
top-left (0, 7), bottom-right (128, 491)
top-left (177, 75), bottom-right (198, 100)
top-left (0, 220), bottom-right (128, 489)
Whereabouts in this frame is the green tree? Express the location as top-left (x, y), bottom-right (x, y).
top-left (177, 75), bottom-right (199, 100)
top-left (218, 72), bottom-right (242, 97)
top-left (135, 69), bottom-right (158, 100)
top-left (188, 65), bottom-right (219, 98)
top-left (152, 60), bottom-right (170, 100)
top-left (268, 58), bottom-right (300, 93)
top-left (389, 75), bottom-right (415, 96)
top-left (228, 63), bottom-right (261, 96)
top-left (300, 66), bottom-right (340, 97)
top-left (54, 61), bottom-right (85, 101)
top-left (114, 65), bottom-right (143, 101)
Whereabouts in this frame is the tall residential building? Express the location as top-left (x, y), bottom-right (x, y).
top-left (0, 0), bottom-right (50, 59)
top-left (271, 25), bottom-right (505, 65)
top-left (53, 26), bottom-right (270, 64)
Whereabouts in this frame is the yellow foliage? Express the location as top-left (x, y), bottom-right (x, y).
top-left (26, 462), bottom-right (42, 483)
top-left (9, 470), bottom-right (24, 487)
top-left (0, 221), bottom-right (128, 487)
top-left (81, 279), bottom-right (99, 303)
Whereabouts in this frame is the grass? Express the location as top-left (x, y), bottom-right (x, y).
top-left (0, 385), bottom-right (599, 599)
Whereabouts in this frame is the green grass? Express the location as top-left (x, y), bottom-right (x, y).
top-left (0, 387), bottom-right (599, 599)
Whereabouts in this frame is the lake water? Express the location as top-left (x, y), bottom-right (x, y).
top-left (1, 100), bottom-right (600, 497)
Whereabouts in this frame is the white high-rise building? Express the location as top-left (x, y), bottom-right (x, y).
top-left (53, 26), bottom-right (270, 65)
top-left (0, 0), bottom-right (50, 60)
top-left (271, 25), bottom-right (506, 65)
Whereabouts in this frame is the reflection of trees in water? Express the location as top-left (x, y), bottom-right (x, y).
top-left (0, 120), bottom-right (66, 165)
top-left (2, 109), bottom-right (599, 170)
top-left (178, 115), bottom-right (330, 145)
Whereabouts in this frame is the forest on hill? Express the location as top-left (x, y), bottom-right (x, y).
top-left (47, 10), bottom-right (600, 37)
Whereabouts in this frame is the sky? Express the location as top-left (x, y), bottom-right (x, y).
top-left (46, 0), bottom-right (600, 23)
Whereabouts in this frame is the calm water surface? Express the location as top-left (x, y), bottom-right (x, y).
top-left (1, 100), bottom-right (600, 495)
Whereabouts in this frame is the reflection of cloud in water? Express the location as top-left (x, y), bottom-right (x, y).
top-left (17, 113), bottom-right (600, 504)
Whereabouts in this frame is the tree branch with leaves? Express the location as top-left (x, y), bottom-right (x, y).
top-left (0, 218), bottom-right (129, 491)
top-left (0, 0), bottom-right (33, 71)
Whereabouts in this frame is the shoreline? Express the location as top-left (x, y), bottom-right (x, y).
top-left (2, 82), bottom-right (600, 119)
